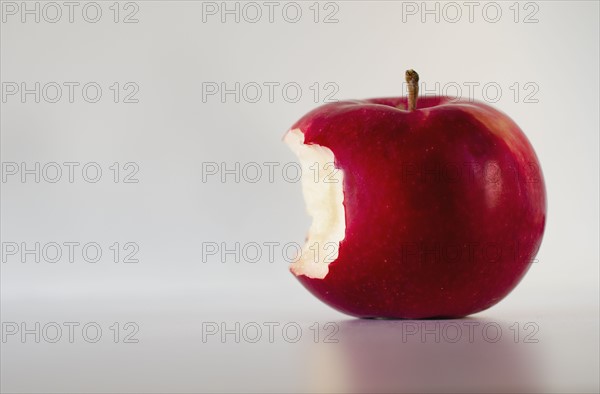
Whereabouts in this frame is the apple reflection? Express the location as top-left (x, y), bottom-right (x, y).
top-left (309, 318), bottom-right (544, 392)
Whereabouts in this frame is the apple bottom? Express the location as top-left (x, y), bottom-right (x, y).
top-left (294, 236), bottom-right (541, 319)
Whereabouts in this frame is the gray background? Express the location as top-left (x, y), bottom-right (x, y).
top-left (1, 1), bottom-right (599, 392)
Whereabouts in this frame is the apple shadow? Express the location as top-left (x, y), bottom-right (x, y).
top-left (307, 317), bottom-right (544, 393)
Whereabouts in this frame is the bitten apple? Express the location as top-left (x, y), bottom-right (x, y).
top-left (284, 70), bottom-right (546, 319)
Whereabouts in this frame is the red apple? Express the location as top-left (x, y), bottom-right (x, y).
top-left (284, 70), bottom-right (546, 319)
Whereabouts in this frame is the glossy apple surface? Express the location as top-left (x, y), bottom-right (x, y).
top-left (285, 95), bottom-right (546, 319)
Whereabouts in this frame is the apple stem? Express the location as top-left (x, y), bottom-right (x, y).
top-left (405, 69), bottom-right (419, 111)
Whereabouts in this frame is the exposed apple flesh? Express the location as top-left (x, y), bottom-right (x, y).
top-left (285, 71), bottom-right (546, 319)
top-left (284, 128), bottom-right (346, 279)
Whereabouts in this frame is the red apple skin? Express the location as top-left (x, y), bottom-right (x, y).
top-left (290, 96), bottom-right (546, 319)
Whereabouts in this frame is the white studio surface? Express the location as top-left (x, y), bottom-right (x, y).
top-left (1, 1), bottom-right (598, 392)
